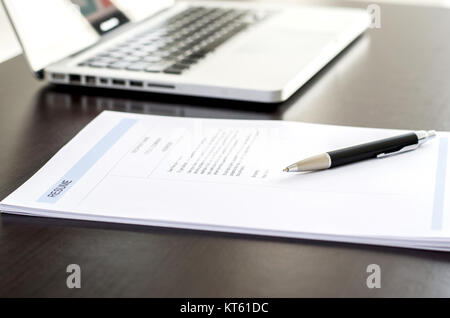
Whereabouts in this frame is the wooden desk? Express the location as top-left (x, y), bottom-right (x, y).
top-left (1, 1), bottom-right (450, 297)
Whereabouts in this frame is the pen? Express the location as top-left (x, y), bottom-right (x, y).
top-left (283, 130), bottom-right (436, 172)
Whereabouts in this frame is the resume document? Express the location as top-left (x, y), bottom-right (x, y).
top-left (1, 111), bottom-right (450, 251)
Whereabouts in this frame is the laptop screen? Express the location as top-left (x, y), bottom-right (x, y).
top-left (2, 0), bottom-right (173, 75)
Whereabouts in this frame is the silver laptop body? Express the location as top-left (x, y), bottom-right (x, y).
top-left (2, 0), bottom-right (369, 103)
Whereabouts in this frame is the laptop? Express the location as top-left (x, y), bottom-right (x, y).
top-left (2, 0), bottom-right (369, 103)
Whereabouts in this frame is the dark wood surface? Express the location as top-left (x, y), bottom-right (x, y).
top-left (2, 1), bottom-right (450, 297)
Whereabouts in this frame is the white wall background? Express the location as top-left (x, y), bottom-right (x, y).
top-left (1, 0), bottom-right (450, 64)
top-left (0, 3), bottom-right (21, 63)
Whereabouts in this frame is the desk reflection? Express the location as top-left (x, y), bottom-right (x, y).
top-left (36, 85), bottom-right (284, 120)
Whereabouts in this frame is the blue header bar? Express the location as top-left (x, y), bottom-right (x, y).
top-left (38, 118), bottom-right (137, 203)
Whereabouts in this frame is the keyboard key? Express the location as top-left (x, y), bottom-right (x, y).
top-left (145, 64), bottom-right (169, 73)
top-left (163, 67), bottom-right (183, 75)
top-left (122, 55), bottom-right (141, 62)
top-left (179, 57), bottom-right (199, 65)
top-left (89, 61), bottom-right (110, 68)
top-left (171, 63), bottom-right (190, 70)
top-left (93, 57), bottom-right (118, 64)
top-left (107, 51), bottom-right (128, 58)
top-left (139, 45), bottom-right (160, 53)
top-left (127, 62), bottom-right (151, 71)
top-left (130, 50), bottom-right (148, 57)
top-left (108, 61), bottom-right (131, 70)
top-left (152, 51), bottom-right (173, 58)
top-left (142, 56), bottom-right (164, 63)
top-left (188, 51), bottom-right (207, 59)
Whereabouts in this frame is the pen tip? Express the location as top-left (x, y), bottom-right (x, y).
top-left (283, 168), bottom-right (289, 172)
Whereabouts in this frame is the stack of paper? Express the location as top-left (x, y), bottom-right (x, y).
top-left (1, 111), bottom-right (449, 251)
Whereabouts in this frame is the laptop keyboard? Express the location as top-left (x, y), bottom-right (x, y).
top-left (79, 7), bottom-right (271, 75)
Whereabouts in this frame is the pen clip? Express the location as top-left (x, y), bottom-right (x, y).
top-left (376, 144), bottom-right (419, 159)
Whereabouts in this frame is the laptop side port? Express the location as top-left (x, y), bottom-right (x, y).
top-left (147, 83), bottom-right (175, 89)
top-left (69, 74), bottom-right (81, 84)
top-left (51, 73), bottom-right (66, 81)
top-left (99, 78), bottom-right (109, 84)
top-left (129, 81), bottom-right (143, 87)
top-left (85, 76), bottom-right (96, 85)
top-left (112, 79), bottom-right (126, 86)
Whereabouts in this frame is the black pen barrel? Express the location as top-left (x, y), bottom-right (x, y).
top-left (328, 132), bottom-right (418, 168)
